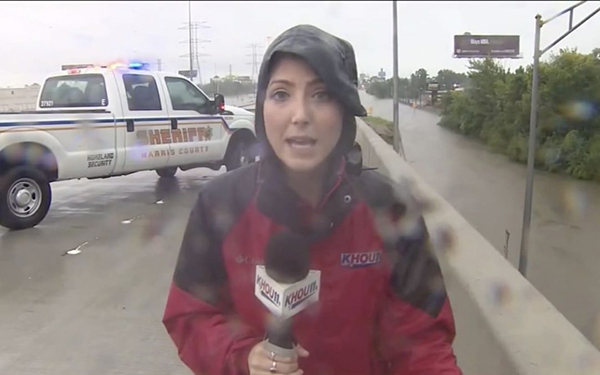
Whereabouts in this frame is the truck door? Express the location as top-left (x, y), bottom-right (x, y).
top-left (116, 72), bottom-right (172, 173)
top-left (160, 76), bottom-right (226, 168)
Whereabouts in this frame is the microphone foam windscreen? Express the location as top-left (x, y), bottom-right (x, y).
top-left (264, 231), bottom-right (310, 284)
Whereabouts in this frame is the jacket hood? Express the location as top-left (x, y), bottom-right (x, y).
top-left (254, 24), bottom-right (367, 160)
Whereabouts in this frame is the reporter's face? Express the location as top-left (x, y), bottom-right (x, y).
top-left (263, 56), bottom-right (344, 173)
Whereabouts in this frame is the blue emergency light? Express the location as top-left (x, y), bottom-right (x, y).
top-left (128, 62), bottom-right (148, 70)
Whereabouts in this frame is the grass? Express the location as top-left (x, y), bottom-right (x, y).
top-left (362, 116), bottom-right (393, 145)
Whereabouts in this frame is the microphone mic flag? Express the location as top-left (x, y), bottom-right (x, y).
top-left (256, 231), bottom-right (318, 357)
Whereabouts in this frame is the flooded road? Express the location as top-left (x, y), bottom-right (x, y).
top-left (359, 91), bottom-right (600, 348)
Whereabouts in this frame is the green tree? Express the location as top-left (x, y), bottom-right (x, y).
top-left (365, 79), bottom-right (393, 99)
top-left (436, 69), bottom-right (469, 91)
top-left (439, 48), bottom-right (600, 181)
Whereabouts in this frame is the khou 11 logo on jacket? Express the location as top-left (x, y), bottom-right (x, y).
top-left (255, 266), bottom-right (321, 319)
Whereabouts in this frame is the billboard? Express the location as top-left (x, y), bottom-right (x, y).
top-left (454, 35), bottom-right (520, 59)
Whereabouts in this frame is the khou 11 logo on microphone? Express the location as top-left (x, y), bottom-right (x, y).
top-left (255, 266), bottom-right (321, 319)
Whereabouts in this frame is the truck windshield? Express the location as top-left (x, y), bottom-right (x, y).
top-left (39, 74), bottom-right (108, 108)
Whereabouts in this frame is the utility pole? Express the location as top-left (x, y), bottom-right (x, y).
top-left (229, 64), bottom-right (232, 77)
top-left (519, 1), bottom-right (600, 277)
top-left (188, 1), bottom-right (193, 78)
top-left (157, 59), bottom-right (162, 71)
top-left (392, 0), bottom-right (405, 159)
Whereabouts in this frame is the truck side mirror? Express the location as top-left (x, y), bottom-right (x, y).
top-left (214, 93), bottom-right (225, 115)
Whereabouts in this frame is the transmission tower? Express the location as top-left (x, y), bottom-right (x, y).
top-left (246, 43), bottom-right (263, 83)
top-left (179, 19), bottom-right (211, 84)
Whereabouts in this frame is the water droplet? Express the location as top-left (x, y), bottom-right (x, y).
top-left (489, 281), bottom-right (512, 308)
top-left (431, 224), bottom-right (456, 256)
top-left (545, 147), bottom-right (561, 167)
top-left (562, 184), bottom-right (587, 220)
top-left (561, 100), bottom-right (598, 121)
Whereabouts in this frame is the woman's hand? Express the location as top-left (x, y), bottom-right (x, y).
top-left (248, 342), bottom-right (309, 375)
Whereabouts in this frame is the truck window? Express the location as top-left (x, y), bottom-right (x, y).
top-left (123, 74), bottom-right (162, 111)
top-left (39, 74), bottom-right (108, 108)
top-left (165, 77), bottom-right (210, 112)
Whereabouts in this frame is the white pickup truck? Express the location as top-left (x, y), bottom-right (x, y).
top-left (0, 64), bottom-right (257, 230)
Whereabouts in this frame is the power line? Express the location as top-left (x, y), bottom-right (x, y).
top-left (179, 15), bottom-right (211, 84)
top-left (246, 43), bottom-right (263, 83)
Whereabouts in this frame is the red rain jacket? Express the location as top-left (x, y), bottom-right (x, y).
top-left (163, 157), bottom-right (462, 375)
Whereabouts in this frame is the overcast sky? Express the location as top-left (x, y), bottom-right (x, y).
top-left (1, 1), bottom-right (599, 87)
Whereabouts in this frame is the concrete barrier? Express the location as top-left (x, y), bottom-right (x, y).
top-left (0, 87), bottom-right (39, 112)
top-left (354, 118), bottom-right (600, 375)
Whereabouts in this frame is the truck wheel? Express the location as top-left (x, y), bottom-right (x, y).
top-left (156, 167), bottom-right (178, 178)
top-left (225, 138), bottom-right (257, 171)
top-left (0, 166), bottom-right (52, 230)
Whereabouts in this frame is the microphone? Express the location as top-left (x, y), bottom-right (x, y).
top-left (255, 231), bottom-right (321, 358)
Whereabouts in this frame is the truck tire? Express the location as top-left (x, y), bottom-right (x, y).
top-left (156, 167), bottom-right (178, 178)
top-left (225, 138), bottom-right (258, 171)
top-left (0, 166), bottom-right (52, 230)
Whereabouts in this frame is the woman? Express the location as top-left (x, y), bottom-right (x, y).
top-left (163, 24), bottom-right (462, 375)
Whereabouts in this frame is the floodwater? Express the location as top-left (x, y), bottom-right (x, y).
top-left (359, 91), bottom-right (600, 349)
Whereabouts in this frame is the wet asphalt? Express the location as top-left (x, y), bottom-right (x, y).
top-left (0, 94), bottom-right (254, 374)
top-left (0, 168), bottom-right (222, 374)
